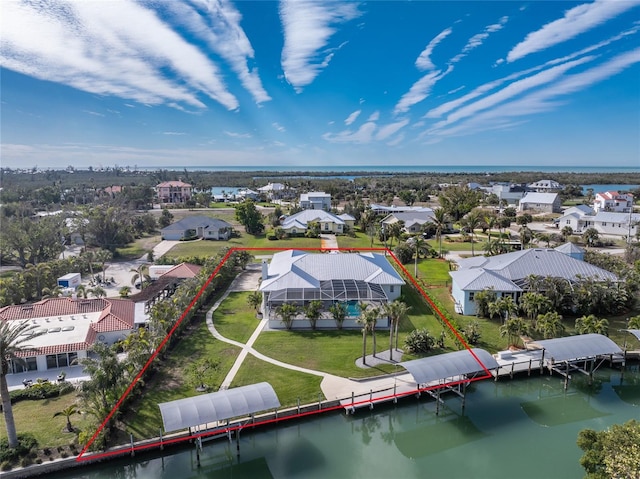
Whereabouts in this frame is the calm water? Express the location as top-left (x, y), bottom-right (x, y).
top-left (142, 165), bottom-right (640, 174)
top-left (51, 367), bottom-right (640, 479)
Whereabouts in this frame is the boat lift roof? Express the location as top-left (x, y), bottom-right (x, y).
top-left (530, 334), bottom-right (622, 363)
top-left (399, 348), bottom-right (498, 385)
top-left (624, 329), bottom-right (640, 341)
top-left (158, 382), bottom-right (280, 433)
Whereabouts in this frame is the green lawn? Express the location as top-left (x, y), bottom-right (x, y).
top-left (213, 292), bottom-right (261, 343)
top-left (121, 315), bottom-right (241, 441)
top-left (164, 234), bottom-right (321, 260)
top-left (231, 355), bottom-right (324, 408)
top-left (336, 231), bottom-right (386, 250)
top-left (6, 392), bottom-right (93, 448)
top-left (116, 234), bottom-right (162, 260)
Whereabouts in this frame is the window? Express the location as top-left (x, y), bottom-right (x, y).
top-left (469, 292), bottom-right (475, 301)
top-left (46, 352), bottom-right (76, 369)
top-left (390, 285), bottom-right (395, 293)
top-left (602, 222), bottom-right (607, 226)
top-left (10, 357), bottom-right (37, 374)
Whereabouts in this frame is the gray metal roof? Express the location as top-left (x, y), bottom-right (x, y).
top-left (554, 242), bottom-right (584, 254)
top-left (261, 250), bottom-right (405, 292)
top-left (400, 348), bottom-right (499, 385)
top-left (455, 248), bottom-right (617, 284)
top-left (449, 269), bottom-right (521, 292)
top-left (532, 334), bottom-right (622, 362)
top-left (624, 329), bottom-right (640, 341)
top-left (158, 382), bottom-right (280, 433)
top-left (281, 210), bottom-right (345, 229)
top-left (519, 192), bottom-right (559, 204)
top-left (161, 215), bottom-right (232, 232)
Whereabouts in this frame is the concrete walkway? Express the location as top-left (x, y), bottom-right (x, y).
top-left (204, 266), bottom-right (415, 400)
top-left (320, 234), bottom-right (338, 249)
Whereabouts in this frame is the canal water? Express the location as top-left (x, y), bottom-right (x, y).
top-left (52, 367), bottom-right (639, 479)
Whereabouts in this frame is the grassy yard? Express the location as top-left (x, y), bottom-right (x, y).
top-left (115, 233), bottom-right (162, 260)
top-left (121, 314), bottom-right (241, 441)
top-left (231, 356), bottom-right (324, 408)
top-left (213, 292), bottom-right (261, 343)
top-left (336, 231), bottom-right (386, 250)
top-left (6, 392), bottom-right (93, 448)
top-left (164, 234), bottom-right (321, 260)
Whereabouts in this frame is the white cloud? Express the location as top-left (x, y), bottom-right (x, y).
top-left (0, 0), bottom-right (239, 110)
top-left (161, 0), bottom-right (271, 104)
top-left (394, 66), bottom-right (453, 114)
top-left (224, 131), bottom-right (252, 139)
top-left (507, 0), bottom-right (639, 62)
top-left (386, 133), bottom-right (405, 146)
top-left (451, 16), bottom-right (508, 64)
top-left (344, 109), bottom-right (361, 125)
top-left (376, 119), bottom-right (409, 141)
top-left (416, 28), bottom-right (452, 71)
top-left (280, 0), bottom-right (361, 91)
top-left (367, 111), bottom-right (380, 122)
top-left (162, 131), bottom-right (186, 136)
top-left (428, 26), bottom-right (640, 119)
top-left (429, 47), bottom-right (640, 138)
top-left (83, 110), bottom-right (105, 117)
top-left (272, 122), bottom-right (286, 132)
top-left (323, 122), bottom-right (376, 144)
top-left (430, 56), bottom-right (595, 131)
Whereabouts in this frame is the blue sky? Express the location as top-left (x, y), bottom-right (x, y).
top-left (1, 0), bottom-right (639, 169)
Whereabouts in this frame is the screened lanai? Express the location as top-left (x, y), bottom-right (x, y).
top-left (264, 279), bottom-right (388, 306)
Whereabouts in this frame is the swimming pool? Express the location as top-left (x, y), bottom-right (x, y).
top-left (344, 301), bottom-right (360, 317)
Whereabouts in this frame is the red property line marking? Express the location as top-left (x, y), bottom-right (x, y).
top-left (77, 246), bottom-right (490, 462)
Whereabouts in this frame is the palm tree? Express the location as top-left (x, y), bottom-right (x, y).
top-left (536, 312), bottom-right (565, 339)
top-left (304, 300), bottom-right (323, 330)
top-left (383, 301), bottom-right (410, 361)
top-left (24, 262), bottom-right (53, 300)
top-left (357, 307), bottom-right (377, 365)
top-left (629, 315), bottom-right (640, 329)
top-left (432, 208), bottom-right (449, 258)
top-left (386, 222), bottom-right (404, 249)
top-left (499, 317), bottom-right (529, 348)
top-left (89, 286), bottom-right (106, 298)
top-left (575, 314), bottom-right (609, 336)
top-left (119, 285), bottom-right (132, 298)
top-left (1, 321), bottom-right (45, 448)
top-left (247, 291), bottom-right (263, 313)
top-left (462, 209), bottom-right (482, 256)
top-left (561, 226), bottom-right (573, 242)
top-left (75, 284), bottom-right (89, 299)
top-left (412, 236), bottom-right (428, 278)
top-left (276, 303), bottom-right (298, 330)
top-left (329, 302), bottom-right (347, 330)
top-left (519, 292), bottom-right (553, 324)
top-left (94, 249), bottom-right (113, 283)
top-left (53, 405), bottom-right (79, 433)
top-left (130, 264), bottom-right (150, 290)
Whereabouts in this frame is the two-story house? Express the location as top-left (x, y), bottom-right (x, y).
top-left (593, 191), bottom-right (634, 213)
top-left (156, 181), bottom-right (193, 204)
top-left (299, 192), bottom-right (332, 211)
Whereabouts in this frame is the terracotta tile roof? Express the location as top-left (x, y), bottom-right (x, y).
top-left (156, 181), bottom-right (192, 188)
top-left (2, 298), bottom-right (134, 357)
top-left (162, 263), bottom-right (202, 279)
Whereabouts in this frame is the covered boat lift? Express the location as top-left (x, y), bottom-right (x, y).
top-left (397, 348), bottom-right (499, 414)
top-left (528, 334), bottom-right (624, 389)
top-left (158, 382), bottom-right (280, 463)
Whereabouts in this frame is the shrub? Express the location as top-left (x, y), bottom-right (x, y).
top-left (20, 456), bottom-right (32, 467)
top-left (0, 433), bottom-right (38, 465)
top-left (1, 461), bottom-right (12, 471)
top-left (9, 381), bottom-right (74, 404)
top-left (404, 328), bottom-right (436, 354)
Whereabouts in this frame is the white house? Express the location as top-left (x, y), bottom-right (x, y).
top-left (593, 191), bottom-right (634, 213)
top-left (527, 179), bottom-right (563, 192)
top-left (555, 207), bottom-right (639, 237)
top-left (449, 247), bottom-right (617, 315)
top-left (258, 183), bottom-right (293, 201)
top-left (1, 297), bottom-right (136, 374)
top-left (381, 210), bottom-right (436, 234)
top-left (160, 216), bottom-right (233, 241)
top-left (370, 204), bottom-right (434, 215)
top-left (280, 210), bottom-right (354, 235)
top-left (259, 250), bottom-right (405, 329)
top-left (555, 205), bottom-right (595, 232)
top-left (518, 192), bottom-right (562, 213)
top-left (299, 191), bottom-right (332, 211)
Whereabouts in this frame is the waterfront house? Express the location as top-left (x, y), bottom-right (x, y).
top-left (155, 181), bottom-right (193, 204)
top-left (449, 247), bottom-right (617, 315)
top-left (259, 250), bottom-right (405, 329)
top-left (527, 179), bottom-right (563, 193)
top-left (593, 191), bottom-right (634, 213)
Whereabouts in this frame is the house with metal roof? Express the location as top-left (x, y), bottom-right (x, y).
top-left (518, 192), bottom-right (562, 213)
top-left (160, 215), bottom-right (233, 241)
top-left (449, 247), bottom-right (617, 315)
top-left (527, 179), bottom-right (563, 192)
top-left (381, 210), bottom-right (437, 234)
top-left (280, 210), bottom-right (354, 235)
top-left (0, 297), bottom-right (135, 374)
top-left (259, 250), bottom-right (405, 329)
top-left (554, 207), bottom-right (639, 237)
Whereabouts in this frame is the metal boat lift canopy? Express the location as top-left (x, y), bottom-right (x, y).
top-left (399, 348), bottom-right (498, 385)
top-left (158, 382), bottom-right (280, 433)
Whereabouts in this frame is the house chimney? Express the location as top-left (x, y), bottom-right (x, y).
top-left (262, 259), bottom-right (269, 280)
